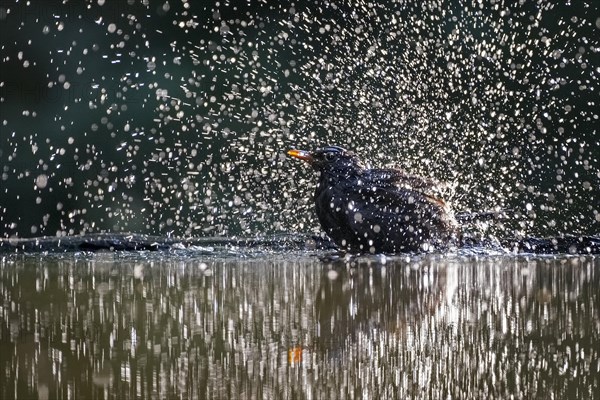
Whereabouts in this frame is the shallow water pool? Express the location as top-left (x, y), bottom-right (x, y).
top-left (1, 251), bottom-right (598, 399)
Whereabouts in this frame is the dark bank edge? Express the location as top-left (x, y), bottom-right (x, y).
top-left (0, 233), bottom-right (599, 255)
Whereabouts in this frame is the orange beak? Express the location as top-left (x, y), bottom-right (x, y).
top-left (287, 149), bottom-right (313, 163)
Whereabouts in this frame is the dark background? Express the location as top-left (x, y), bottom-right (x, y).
top-left (1, 0), bottom-right (599, 239)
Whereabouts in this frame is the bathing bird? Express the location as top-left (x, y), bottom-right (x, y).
top-left (288, 146), bottom-right (459, 254)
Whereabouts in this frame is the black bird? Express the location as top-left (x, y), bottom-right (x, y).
top-left (288, 146), bottom-right (459, 254)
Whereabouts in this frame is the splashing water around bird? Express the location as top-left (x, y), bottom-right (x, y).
top-left (0, 0), bottom-right (598, 251)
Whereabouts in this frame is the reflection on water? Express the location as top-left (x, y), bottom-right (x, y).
top-left (1, 253), bottom-right (598, 399)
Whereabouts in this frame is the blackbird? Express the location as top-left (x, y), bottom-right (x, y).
top-left (288, 146), bottom-right (459, 253)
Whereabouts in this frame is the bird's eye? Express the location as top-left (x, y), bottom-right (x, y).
top-left (324, 152), bottom-right (336, 161)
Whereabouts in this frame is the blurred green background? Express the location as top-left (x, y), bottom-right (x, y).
top-left (1, 0), bottom-right (598, 239)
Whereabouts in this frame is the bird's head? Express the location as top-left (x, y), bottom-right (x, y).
top-left (287, 146), bottom-right (364, 175)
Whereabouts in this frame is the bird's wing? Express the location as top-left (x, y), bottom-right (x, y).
top-left (365, 168), bottom-right (449, 206)
top-left (342, 184), bottom-right (454, 242)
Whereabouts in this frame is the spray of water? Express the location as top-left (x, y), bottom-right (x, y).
top-left (1, 0), bottom-right (598, 240)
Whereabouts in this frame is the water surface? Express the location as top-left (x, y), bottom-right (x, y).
top-left (1, 252), bottom-right (598, 399)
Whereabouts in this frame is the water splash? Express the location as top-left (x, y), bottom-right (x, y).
top-left (1, 0), bottom-right (598, 241)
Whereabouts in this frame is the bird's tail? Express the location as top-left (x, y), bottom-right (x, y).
top-left (499, 235), bottom-right (600, 254)
top-left (459, 234), bottom-right (600, 254)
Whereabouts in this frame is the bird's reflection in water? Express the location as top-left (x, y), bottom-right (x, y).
top-left (0, 254), bottom-right (598, 399)
top-left (314, 260), bottom-right (447, 354)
